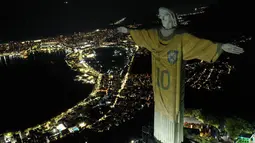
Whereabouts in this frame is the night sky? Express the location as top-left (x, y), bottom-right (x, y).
top-left (0, 0), bottom-right (226, 41)
top-left (1, 0), bottom-right (252, 41)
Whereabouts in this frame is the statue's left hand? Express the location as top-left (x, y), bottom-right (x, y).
top-left (221, 43), bottom-right (244, 54)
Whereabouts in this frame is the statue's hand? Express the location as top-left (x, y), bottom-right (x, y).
top-left (117, 26), bottom-right (129, 34)
top-left (221, 43), bottom-right (244, 54)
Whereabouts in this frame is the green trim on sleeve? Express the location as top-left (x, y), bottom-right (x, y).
top-left (211, 43), bottom-right (224, 62)
top-left (217, 43), bottom-right (224, 55)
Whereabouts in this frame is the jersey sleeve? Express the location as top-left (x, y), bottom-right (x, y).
top-left (182, 33), bottom-right (223, 63)
top-left (129, 29), bottom-right (157, 52)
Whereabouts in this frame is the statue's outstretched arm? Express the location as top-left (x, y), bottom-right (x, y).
top-left (182, 33), bottom-right (244, 63)
top-left (117, 26), bottom-right (158, 52)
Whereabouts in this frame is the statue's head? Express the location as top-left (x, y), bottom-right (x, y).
top-left (157, 7), bottom-right (177, 29)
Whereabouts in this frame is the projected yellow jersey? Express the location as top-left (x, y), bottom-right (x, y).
top-left (130, 28), bottom-right (223, 122)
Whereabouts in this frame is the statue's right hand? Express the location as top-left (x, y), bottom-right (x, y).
top-left (117, 26), bottom-right (129, 34)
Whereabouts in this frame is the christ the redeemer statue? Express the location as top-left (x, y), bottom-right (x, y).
top-left (117, 7), bottom-right (244, 143)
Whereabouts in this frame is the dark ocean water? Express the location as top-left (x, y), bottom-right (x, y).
top-left (0, 52), bottom-right (93, 133)
top-left (0, 47), bottom-right (131, 143)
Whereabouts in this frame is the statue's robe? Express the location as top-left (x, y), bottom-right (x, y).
top-left (130, 28), bottom-right (223, 143)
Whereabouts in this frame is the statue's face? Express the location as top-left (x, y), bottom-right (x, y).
top-left (158, 8), bottom-right (177, 29)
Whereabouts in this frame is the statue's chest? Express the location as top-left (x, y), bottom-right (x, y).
top-left (153, 45), bottom-right (181, 70)
top-left (158, 35), bottom-right (181, 57)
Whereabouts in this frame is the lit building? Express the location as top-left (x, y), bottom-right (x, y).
top-left (184, 117), bottom-right (203, 129)
top-left (237, 133), bottom-right (255, 143)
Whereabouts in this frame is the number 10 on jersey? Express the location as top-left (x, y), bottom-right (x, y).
top-left (156, 67), bottom-right (170, 90)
